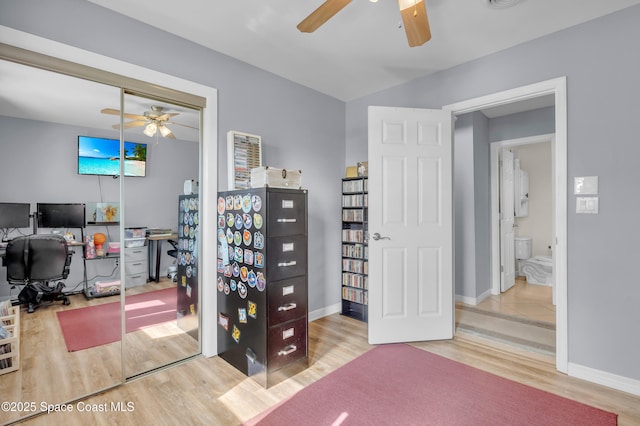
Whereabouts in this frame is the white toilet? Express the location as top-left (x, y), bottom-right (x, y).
top-left (515, 237), bottom-right (553, 286)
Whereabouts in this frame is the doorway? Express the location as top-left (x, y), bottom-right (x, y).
top-left (444, 77), bottom-right (568, 373)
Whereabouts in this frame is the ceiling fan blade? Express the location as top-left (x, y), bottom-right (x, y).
top-left (156, 113), bottom-right (179, 121)
top-left (399, 0), bottom-right (431, 47)
top-left (297, 0), bottom-right (352, 33)
top-left (101, 108), bottom-right (148, 121)
top-left (111, 120), bottom-right (147, 130)
top-left (166, 121), bottom-right (199, 130)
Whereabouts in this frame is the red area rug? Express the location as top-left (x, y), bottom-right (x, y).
top-left (56, 288), bottom-right (176, 352)
top-left (246, 344), bottom-right (617, 426)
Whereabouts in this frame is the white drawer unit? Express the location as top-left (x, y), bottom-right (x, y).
top-left (125, 246), bottom-right (148, 288)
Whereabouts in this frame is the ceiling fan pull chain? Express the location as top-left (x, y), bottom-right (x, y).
top-left (414, 0), bottom-right (418, 17)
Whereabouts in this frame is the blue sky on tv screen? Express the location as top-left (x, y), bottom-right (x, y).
top-left (78, 136), bottom-right (142, 159)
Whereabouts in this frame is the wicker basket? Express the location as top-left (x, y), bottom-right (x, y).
top-left (0, 305), bottom-right (20, 375)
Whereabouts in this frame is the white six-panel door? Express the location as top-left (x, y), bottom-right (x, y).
top-left (500, 149), bottom-right (516, 292)
top-left (368, 106), bottom-right (453, 344)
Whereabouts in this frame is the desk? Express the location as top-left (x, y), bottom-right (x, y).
top-left (147, 233), bottom-right (177, 282)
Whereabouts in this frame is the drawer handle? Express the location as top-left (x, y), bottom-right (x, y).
top-left (278, 302), bottom-right (297, 312)
top-left (277, 218), bottom-right (297, 223)
top-left (130, 275), bottom-right (143, 279)
top-left (132, 262), bottom-right (143, 266)
top-left (277, 345), bottom-right (297, 356)
top-left (277, 261), bottom-right (297, 267)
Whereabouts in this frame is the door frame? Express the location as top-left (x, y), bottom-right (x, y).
top-left (443, 77), bottom-right (568, 373)
top-left (491, 134), bottom-right (555, 298)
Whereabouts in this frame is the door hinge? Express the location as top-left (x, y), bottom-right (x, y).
top-left (501, 265), bottom-right (504, 272)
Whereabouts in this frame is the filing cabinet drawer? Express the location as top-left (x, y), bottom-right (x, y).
top-left (267, 317), bottom-right (307, 370)
top-left (125, 259), bottom-right (147, 276)
top-left (125, 273), bottom-right (147, 288)
top-left (267, 276), bottom-right (308, 326)
top-left (266, 235), bottom-right (307, 281)
top-left (267, 191), bottom-right (307, 237)
top-left (125, 247), bottom-right (147, 262)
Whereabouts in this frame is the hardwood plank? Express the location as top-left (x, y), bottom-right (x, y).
top-left (9, 314), bottom-right (640, 426)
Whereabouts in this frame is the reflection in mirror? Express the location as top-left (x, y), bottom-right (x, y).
top-left (0, 60), bottom-right (123, 424)
top-left (120, 93), bottom-right (201, 378)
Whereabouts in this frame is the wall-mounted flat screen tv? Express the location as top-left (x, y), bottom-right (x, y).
top-left (78, 136), bottom-right (147, 177)
top-left (0, 202), bottom-right (31, 228)
top-left (37, 203), bottom-right (86, 229)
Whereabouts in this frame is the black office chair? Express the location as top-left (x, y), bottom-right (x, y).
top-left (167, 239), bottom-right (178, 282)
top-left (6, 234), bottom-right (72, 313)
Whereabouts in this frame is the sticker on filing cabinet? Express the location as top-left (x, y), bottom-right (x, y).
top-left (217, 197), bottom-right (225, 214)
top-left (252, 195), bottom-right (262, 211)
top-left (253, 231), bottom-right (264, 249)
top-left (223, 282), bottom-right (230, 295)
top-left (233, 195), bottom-right (242, 211)
top-left (217, 259), bottom-right (224, 273)
top-left (254, 253), bottom-right (264, 268)
top-left (232, 325), bottom-right (241, 343)
top-left (242, 194), bottom-right (252, 213)
top-left (256, 272), bottom-right (266, 291)
top-left (244, 249), bottom-right (254, 265)
top-left (282, 327), bottom-right (295, 340)
top-left (243, 213), bottom-right (252, 229)
top-left (282, 199), bottom-right (294, 209)
top-left (232, 262), bottom-right (240, 277)
top-left (182, 276), bottom-right (187, 287)
top-left (217, 276), bottom-right (224, 292)
top-left (226, 196), bottom-right (233, 211)
top-left (223, 264), bottom-right (232, 278)
top-left (234, 231), bottom-right (242, 246)
top-left (248, 301), bottom-right (257, 319)
top-left (230, 279), bottom-right (237, 292)
top-left (253, 213), bottom-right (263, 229)
top-left (226, 212), bottom-right (235, 228)
top-left (235, 214), bottom-right (243, 230)
top-left (237, 282), bottom-right (248, 299)
top-left (234, 246), bottom-right (243, 262)
top-left (243, 230), bottom-right (252, 246)
top-left (226, 228), bottom-right (234, 244)
top-left (247, 270), bottom-right (257, 288)
top-left (218, 215), bottom-right (225, 228)
top-left (282, 242), bottom-right (295, 252)
top-left (238, 308), bottom-right (247, 323)
top-left (240, 266), bottom-right (249, 282)
top-left (218, 313), bottom-right (229, 331)
top-left (282, 285), bottom-right (295, 296)
top-left (218, 229), bottom-right (225, 244)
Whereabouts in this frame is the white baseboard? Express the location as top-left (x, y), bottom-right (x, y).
top-left (455, 289), bottom-right (492, 306)
top-left (309, 303), bottom-right (341, 322)
top-left (568, 362), bottom-right (640, 396)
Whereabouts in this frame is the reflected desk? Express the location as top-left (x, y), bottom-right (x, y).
top-left (147, 233), bottom-right (178, 282)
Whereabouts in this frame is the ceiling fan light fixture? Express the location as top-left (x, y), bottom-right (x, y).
top-left (143, 122), bottom-right (157, 137)
top-left (159, 124), bottom-right (173, 138)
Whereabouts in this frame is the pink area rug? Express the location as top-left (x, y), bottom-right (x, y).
top-left (246, 343), bottom-right (617, 426)
top-left (56, 288), bottom-right (176, 351)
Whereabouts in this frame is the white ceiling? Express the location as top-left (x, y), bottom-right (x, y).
top-left (88, 0), bottom-right (640, 101)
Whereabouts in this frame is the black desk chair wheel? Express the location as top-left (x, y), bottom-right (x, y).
top-left (6, 234), bottom-right (72, 313)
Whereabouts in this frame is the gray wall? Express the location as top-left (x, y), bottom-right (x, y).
top-left (346, 6), bottom-right (640, 380)
top-left (490, 106), bottom-right (555, 142)
top-left (0, 116), bottom-right (198, 298)
top-left (0, 0), bottom-right (346, 313)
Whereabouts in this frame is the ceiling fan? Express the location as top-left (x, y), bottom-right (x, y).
top-left (297, 0), bottom-right (431, 47)
top-left (101, 105), bottom-right (196, 139)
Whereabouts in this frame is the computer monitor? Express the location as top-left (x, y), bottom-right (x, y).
top-left (0, 202), bottom-right (31, 228)
top-left (37, 203), bottom-right (86, 228)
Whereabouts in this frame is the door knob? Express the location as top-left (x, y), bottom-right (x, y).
top-left (372, 233), bottom-right (390, 241)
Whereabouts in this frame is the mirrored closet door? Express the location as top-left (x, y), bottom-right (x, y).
top-left (0, 59), bottom-right (123, 425)
top-left (121, 92), bottom-right (201, 378)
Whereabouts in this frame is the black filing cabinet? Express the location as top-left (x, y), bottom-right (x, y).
top-left (216, 187), bottom-right (308, 387)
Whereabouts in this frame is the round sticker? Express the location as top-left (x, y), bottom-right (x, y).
top-left (251, 195), bottom-right (262, 212)
top-left (232, 262), bottom-right (240, 277)
top-left (235, 214), bottom-right (243, 230)
top-left (253, 213), bottom-right (263, 229)
top-left (227, 212), bottom-right (235, 228)
top-left (243, 213), bottom-right (252, 229)
top-left (233, 195), bottom-right (242, 211)
top-left (242, 194), bottom-right (252, 213)
top-left (217, 276), bottom-right (224, 292)
top-left (225, 196), bottom-right (234, 211)
top-left (224, 282), bottom-right (230, 295)
top-left (226, 228), bottom-right (234, 244)
top-left (217, 229), bottom-right (225, 243)
top-left (230, 280), bottom-right (237, 291)
top-left (256, 272), bottom-right (266, 291)
top-left (217, 197), bottom-right (225, 215)
top-left (234, 231), bottom-right (242, 246)
top-left (238, 282), bottom-right (247, 299)
top-left (217, 215), bottom-right (225, 229)
top-left (243, 229), bottom-right (252, 246)
top-left (240, 266), bottom-right (248, 282)
top-left (247, 270), bottom-right (257, 288)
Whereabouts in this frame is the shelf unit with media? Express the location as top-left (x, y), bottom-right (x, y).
top-left (341, 177), bottom-right (368, 322)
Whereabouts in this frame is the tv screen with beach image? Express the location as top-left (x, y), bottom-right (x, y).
top-left (78, 136), bottom-right (147, 177)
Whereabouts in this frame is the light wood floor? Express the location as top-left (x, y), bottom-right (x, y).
top-left (8, 312), bottom-right (640, 425)
top-left (471, 276), bottom-right (556, 324)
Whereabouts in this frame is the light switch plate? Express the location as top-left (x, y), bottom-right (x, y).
top-left (576, 197), bottom-right (599, 214)
top-left (574, 176), bottom-right (598, 195)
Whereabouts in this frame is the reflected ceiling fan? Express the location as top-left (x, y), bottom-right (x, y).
top-left (101, 105), bottom-right (196, 139)
top-left (297, 0), bottom-right (431, 47)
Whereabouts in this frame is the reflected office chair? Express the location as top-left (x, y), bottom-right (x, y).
top-left (167, 239), bottom-right (178, 282)
top-left (6, 234), bottom-right (72, 313)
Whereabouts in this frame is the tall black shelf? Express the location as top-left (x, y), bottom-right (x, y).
top-left (341, 177), bottom-right (368, 322)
